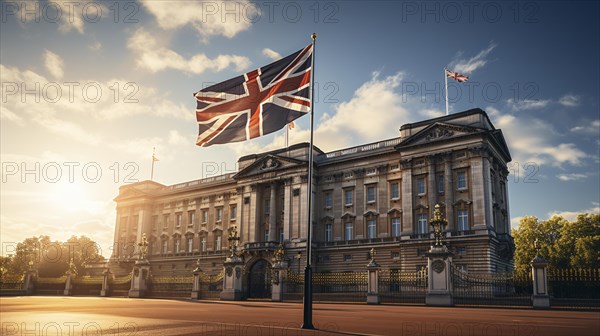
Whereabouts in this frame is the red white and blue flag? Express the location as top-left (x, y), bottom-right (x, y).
top-left (194, 44), bottom-right (313, 147)
top-left (445, 69), bottom-right (469, 83)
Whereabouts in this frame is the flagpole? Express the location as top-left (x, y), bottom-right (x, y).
top-left (301, 32), bottom-right (316, 330)
top-left (151, 147), bottom-right (156, 181)
top-left (285, 123), bottom-right (289, 148)
top-left (444, 67), bottom-right (449, 116)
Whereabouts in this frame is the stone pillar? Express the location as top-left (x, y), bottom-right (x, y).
top-left (23, 270), bottom-right (35, 295)
top-left (220, 256), bottom-right (244, 301)
top-left (63, 271), bottom-right (73, 296)
top-left (128, 260), bottom-right (150, 298)
top-left (531, 255), bottom-right (550, 309)
top-left (366, 249), bottom-right (380, 305)
top-left (268, 183), bottom-right (277, 241)
top-left (271, 261), bottom-right (287, 302)
top-left (425, 245), bottom-right (454, 306)
top-left (427, 157), bottom-right (437, 212)
top-left (191, 268), bottom-right (202, 300)
top-left (400, 160), bottom-right (413, 236)
top-left (100, 267), bottom-right (112, 297)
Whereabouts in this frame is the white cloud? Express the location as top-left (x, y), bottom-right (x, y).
top-left (489, 107), bottom-right (587, 167)
top-left (127, 28), bottom-right (251, 75)
top-left (557, 173), bottom-right (588, 181)
top-left (506, 98), bottom-right (551, 111)
top-left (450, 42), bottom-right (497, 74)
top-left (570, 120), bottom-right (600, 135)
top-left (16, 0), bottom-right (106, 34)
top-left (547, 203), bottom-right (600, 222)
top-left (139, 0), bottom-right (255, 41)
top-left (43, 49), bottom-right (64, 79)
top-left (419, 108), bottom-right (445, 119)
top-left (230, 71), bottom-right (413, 156)
top-left (0, 105), bottom-right (24, 126)
top-left (262, 48), bottom-right (282, 61)
top-left (88, 41), bottom-right (102, 51)
top-left (559, 94), bottom-right (580, 107)
top-left (510, 216), bottom-right (524, 229)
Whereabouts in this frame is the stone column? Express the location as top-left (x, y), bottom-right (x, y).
top-left (531, 255), bottom-right (550, 309)
top-left (220, 256), bottom-right (244, 301)
top-left (100, 267), bottom-right (112, 297)
top-left (366, 248), bottom-right (380, 305)
top-left (400, 160), bottom-right (413, 236)
top-left (427, 157), bottom-right (437, 213)
top-left (444, 154), bottom-right (454, 231)
top-left (128, 260), bottom-right (150, 298)
top-left (268, 182), bottom-right (277, 241)
top-left (425, 245), bottom-right (453, 306)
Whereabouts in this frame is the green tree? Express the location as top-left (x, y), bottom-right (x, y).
top-left (512, 213), bottom-right (600, 275)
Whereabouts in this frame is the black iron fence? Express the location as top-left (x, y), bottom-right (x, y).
top-left (197, 270), bottom-right (224, 299)
top-left (379, 269), bottom-right (427, 304)
top-left (34, 276), bottom-right (67, 295)
top-left (451, 266), bottom-right (533, 306)
top-left (110, 274), bottom-right (132, 297)
top-left (148, 275), bottom-right (193, 298)
top-left (548, 268), bottom-right (600, 309)
top-left (72, 276), bottom-right (103, 296)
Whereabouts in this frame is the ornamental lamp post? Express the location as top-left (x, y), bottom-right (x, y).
top-left (430, 204), bottom-right (448, 247)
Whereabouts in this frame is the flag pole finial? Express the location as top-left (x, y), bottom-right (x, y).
top-left (311, 33), bottom-right (317, 40)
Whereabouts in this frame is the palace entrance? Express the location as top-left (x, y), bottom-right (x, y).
top-left (248, 259), bottom-right (272, 299)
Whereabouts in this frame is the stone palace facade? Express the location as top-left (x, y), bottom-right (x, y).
top-left (110, 108), bottom-right (514, 297)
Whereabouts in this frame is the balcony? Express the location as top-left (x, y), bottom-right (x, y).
top-left (243, 241), bottom-right (281, 252)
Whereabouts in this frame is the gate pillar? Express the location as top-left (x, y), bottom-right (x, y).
top-left (271, 245), bottom-right (287, 302)
top-left (100, 266), bottom-right (112, 297)
top-left (425, 204), bottom-right (453, 306)
top-left (191, 258), bottom-right (202, 300)
top-left (129, 233), bottom-right (150, 298)
top-left (531, 240), bottom-right (550, 309)
top-left (366, 248), bottom-right (380, 305)
top-left (220, 256), bottom-right (244, 301)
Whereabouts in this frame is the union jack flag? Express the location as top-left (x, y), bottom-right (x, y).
top-left (445, 69), bottom-right (469, 83)
top-left (194, 44), bottom-right (313, 147)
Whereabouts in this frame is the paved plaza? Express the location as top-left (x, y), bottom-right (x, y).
top-left (1, 296), bottom-right (599, 335)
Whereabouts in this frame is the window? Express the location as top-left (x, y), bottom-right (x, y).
top-left (344, 222), bottom-right (353, 240)
top-left (344, 189), bottom-right (353, 206)
top-left (293, 188), bottom-right (300, 196)
top-left (201, 210), bottom-right (208, 223)
top-left (215, 235), bottom-right (222, 251)
top-left (174, 239), bottom-right (180, 253)
top-left (230, 205), bottom-right (237, 220)
top-left (367, 219), bottom-right (376, 239)
top-left (325, 224), bottom-right (332, 242)
top-left (151, 216), bottom-right (158, 231)
top-left (438, 175), bottom-right (444, 193)
top-left (200, 237), bottom-right (207, 252)
top-left (187, 237), bottom-right (193, 253)
top-left (391, 251), bottom-right (400, 259)
top-left (391, 217), bottom-right (401, 237)
top-left (417, 213), bottom-right (428, 234)
top-left (366, 168), bottom-right (376, 175)
top-left (390, 164), bottom-right (399, 171)
top-left (264, 199), bottom-right (270, 214)
top-left (344, 254), bottom-right (352, 262)
top-left (176, 213), bottom-right (182, 227)
top-left (324, 192), bottom-right (332, 208)
top-left (188, 211), bottom-right (195, 226)
top-left (390, 182), bottom-right (400, 200)
top-left (264, 229), bottom-right (269, 242)
top-left (279, 228), bottom-right (284, 242)
top-left (457, 171), bottom-right (467, 190)
top-left (162, 240), bottom-right (168, 254)
top-left (163, 214), bottom-right (169, 229)
top-left (458, 209), bottom-right (469, 231)
top-left (216, 208), bottom-right (223, 222)
top-left (456, 247), bottom-right (467, 256)
top-left (417, 177), bottom-right (426, 195)
top-left (366, 185), bottom-right (376, 203)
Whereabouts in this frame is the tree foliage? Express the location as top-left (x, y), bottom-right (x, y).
top-left (512, 214), bottom-right (600, 275)
top-left (1, 235), bottom-right (104, 278)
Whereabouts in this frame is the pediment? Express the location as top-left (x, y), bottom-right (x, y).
top-left (397, 122), bottom-right (483, 148)
top-left (114, 188), bottom-right (150, 202)
top-left (233, 154), bottom-right (306, 179)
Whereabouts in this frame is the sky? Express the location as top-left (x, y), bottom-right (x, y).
top-left (1, 0), bottom-right (599, 257)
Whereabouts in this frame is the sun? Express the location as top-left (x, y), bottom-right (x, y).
top-left (51, 181), bottom-right (92, 213)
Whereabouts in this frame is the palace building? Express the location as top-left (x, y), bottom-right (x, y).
top-left (110, 108), bottom-right (514, 297)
